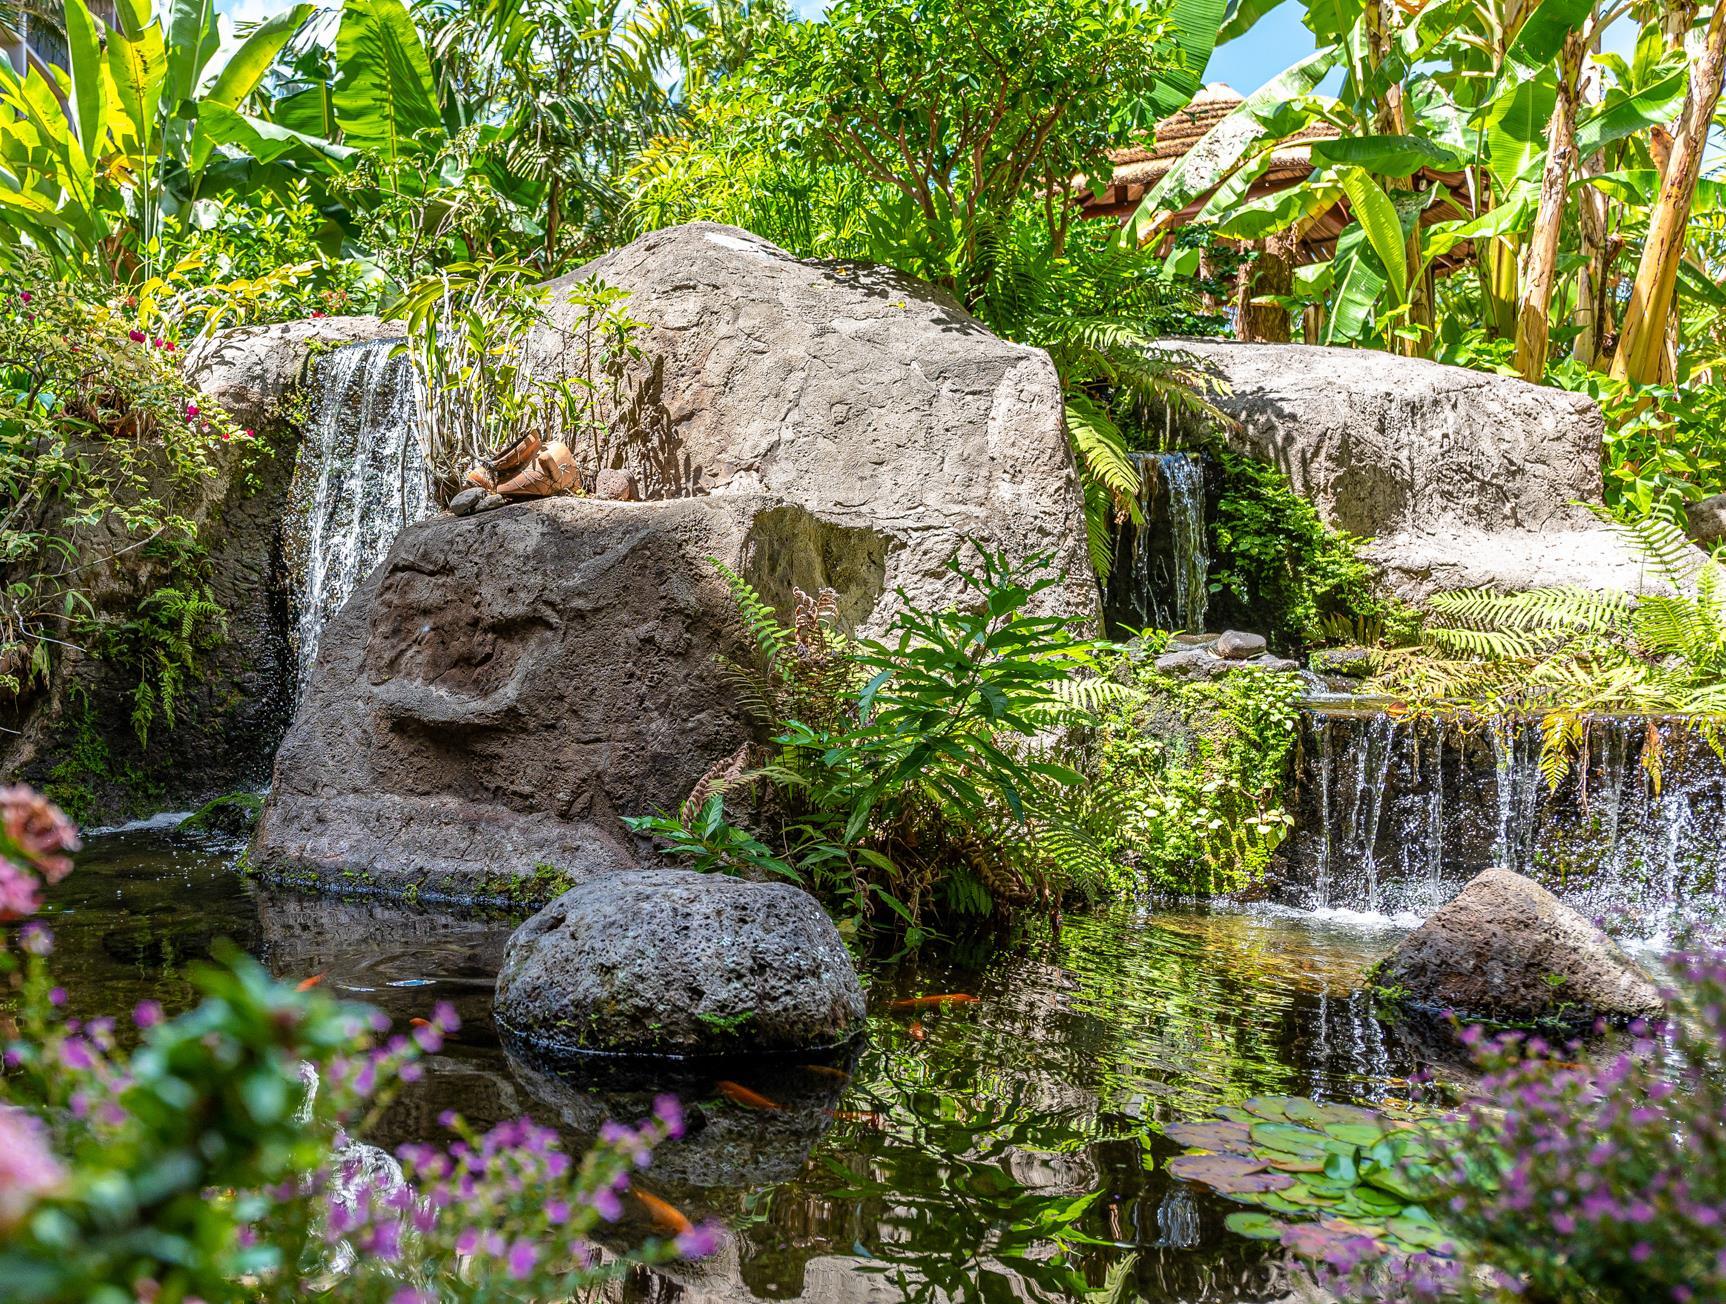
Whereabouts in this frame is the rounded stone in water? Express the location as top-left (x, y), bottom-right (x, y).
top-left (494, 868), bottom-right (867, 1059)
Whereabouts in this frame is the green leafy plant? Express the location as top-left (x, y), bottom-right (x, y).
top-left (631, 545), bottom-right (1112, 934)
top-left (0, 272), bottom-right (249, 740)
top-left (1072, 644), bottom-right (1304, 895)
top-left (1206, 449), bottom-right (1405, 652)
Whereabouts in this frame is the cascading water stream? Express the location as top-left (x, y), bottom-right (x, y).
top-left (1106, 452), bottom-right (1209, 633)
top-left (284, 339), bottom-right (430, 692)
top-left (1283, 710), bottom-right (1726, 940)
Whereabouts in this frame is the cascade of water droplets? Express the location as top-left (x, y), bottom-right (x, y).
top-left (1109, 452), bottom-right (1209, 632)
top-left (285, 340), bottom-right (430, 692)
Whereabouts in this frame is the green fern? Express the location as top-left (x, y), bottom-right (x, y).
top-left (709, 558), bottom-right (790, 674)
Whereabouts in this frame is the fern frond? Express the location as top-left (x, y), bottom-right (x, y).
top-left (1587, 503), bottom-right (1706, 592)
top-left (710, 558), bottom-right (790, 675)
top-left (1538, 710), bottom-right (1581, 793)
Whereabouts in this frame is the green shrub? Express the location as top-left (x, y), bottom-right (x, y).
top-left (628, 546), bottom-right (1119, 937)
top-left (1074, 646), bottom-right (1303, 895)
top-left (1206, 449), bottom-right (1409, 652)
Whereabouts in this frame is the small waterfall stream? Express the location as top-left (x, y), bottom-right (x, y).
top-left (1280, 710), bottom-right (1726, 941)
top-left (1105, 452), bottom-right (1210, 633)
top-left (284, 339), bottom-right (430, 691)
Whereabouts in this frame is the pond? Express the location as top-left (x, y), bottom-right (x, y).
top-left (44, 819), bottom-right (1441, 1303)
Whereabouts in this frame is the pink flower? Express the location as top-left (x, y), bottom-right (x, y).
top-left (185, 404), bottom-right (199, 419)
top-left (128, 329), bottom-right (146, 343)
top-left (1, 785), bottom-right (80, 882)
top-left (243, 428), bottom-right (254, 438)
top-left (162, 341), bottom-right (176, 352)
top-left (0, 1108), bottom-right (63, 1228)
top-left (19, 292), bottom-right (31, 303)
top-left (675, 1222), bottom-right (721, 1259)
top-left (133, 1000), bottom-right (163, 1028)
top-left (311, 310), bottom-right (328, 319)
top-left (220, 431), bottom-right (232, 442)
top-left (151, 337), bottom-right (166, 349)
top-left (0, 859), bottom-right (40, 920)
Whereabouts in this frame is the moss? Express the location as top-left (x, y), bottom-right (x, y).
top-left (180, 791), bottom-right (265, 836)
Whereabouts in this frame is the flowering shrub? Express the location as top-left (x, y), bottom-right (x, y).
top-left (1, 275), bottom-right (257, 746)
top-left (1310, 954), bottom-right (1726, 1303)
top-left (0, 786), bottom-right (717, 1300)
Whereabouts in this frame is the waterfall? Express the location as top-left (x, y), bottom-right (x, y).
top-left (284, 339), bottom-right (430, 691)
top-left (1282, 709), bottom-right (1726, 939)
top-left (1105, 452), bottom-right (1209, 633)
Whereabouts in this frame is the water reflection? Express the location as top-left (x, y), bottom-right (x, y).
top-left (34, 827), bottom-right (1431, 1303)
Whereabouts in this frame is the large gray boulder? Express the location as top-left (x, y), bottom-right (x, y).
top-left (531, 223), bottom-right (1098, 625)
top-left (495, 869), bottom-right (867, 1058)
top-left (1374, 868), bottom-right (1663, 1027)
top-left (1159, 339), bottom-right (1667, 602)
top-left (249, 494), bottom-right (889, 898)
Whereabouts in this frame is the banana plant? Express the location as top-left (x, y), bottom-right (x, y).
top-left (0, 0), bottom-right (342, 278)
top-left (1118, 0), bottom-right (1691, 368)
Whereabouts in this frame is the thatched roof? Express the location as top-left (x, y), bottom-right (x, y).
top-left (1078, 83), bottom-right (1343, 223)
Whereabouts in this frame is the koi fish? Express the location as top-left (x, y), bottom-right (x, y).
top-left (888, 994), bottom-right (977, 1011)
top-left (635, 1189), bottom-right (693, 1236)
top-left (801, 1063), bottom-right (851, 1082)
top-left (715, 1080), bottom-right (781, 1111)
top-left (296, 973), bottom-right (325, 992)
top-left (829, 1109), bottom-right (887, 1128)
top-left (907, 1021), bottom-right (927, 1042)
top-left (410, 1017), bottom-right (431, 1028)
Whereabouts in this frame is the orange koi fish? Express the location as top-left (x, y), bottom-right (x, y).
top-left (888, 994), bottom-right (978, 1011)
top-left (907, 1021), bottom-right (927, 1042)
top-left (715, 1080), bottom-right (782, 1111)
top-left (296, 973), bottom-right (325, 992)
top-left (801, 1063), bottom-right (851, 1082)
top-left (635, 1189), bottom-right (693, 1236)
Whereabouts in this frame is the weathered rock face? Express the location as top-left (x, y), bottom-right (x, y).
top-left (0, 317), bottom-right (392, 823)
top-left (495, 868), bottom-right (867, 1058)
top-left (1157, 340), bottom-right (1663, 602)
top-left (1375, 868), bottom-right (1664, 1027)
top-left (250, 494), bottom-right (888, 898)
top-left (531, 223), bottom-right (1098, 625)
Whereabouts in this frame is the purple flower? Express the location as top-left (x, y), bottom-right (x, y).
top-left (675, 1221), bottom-right (722, 1259)
top-left (133, 1000), bottom-right (164, 1028)
top-left (506, 1238), bottom-right (538, 1279)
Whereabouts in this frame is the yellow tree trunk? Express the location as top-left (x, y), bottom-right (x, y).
top-left (1611, 2), bottom-right (1726, 385)
top-left (1514, 33), bottom-right (1585, 383)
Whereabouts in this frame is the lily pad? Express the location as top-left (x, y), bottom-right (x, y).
top-left (1249, 1122), bottom-right (1352, 1159)
top-left (1283, 1221), bottom-right (1378, 1263)
top-left (1265, 1154), bottom-right (1326, 1173)
top-left (1224, 1211), bottom-right (1288, 1241)
top-left (1164, 1120), bottom-right (1254, 1152)
top-left (1283, 1098), bottom-right (1384, 1131)
top-left (1167, 1154), bottom-right (1295, 1195)
top-left (1241, 1097), bottom-right (1293, 1122)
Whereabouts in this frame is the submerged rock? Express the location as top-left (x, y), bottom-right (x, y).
top-left (494, 869), bottom-right (867, 1059)
top-left (1153, 339), bottom-right (1672, 603)
top-left (1374, 868), bottom-right (1663, 1027)
top-left (250, 495), bottom-right (888, 897)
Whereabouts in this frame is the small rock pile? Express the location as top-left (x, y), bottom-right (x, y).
top-left (1154, 630), bottom-right (1299, 681)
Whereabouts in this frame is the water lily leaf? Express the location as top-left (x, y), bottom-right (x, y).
top-left (1387, 1212), bottom-right (1456, 1253)
top-left (1249, 1190), bottom-right (1310, 1215)
top-left (1167, 1154), bottom-right (1295, 1194)
top-left (1283, 1221), bottom-right (1376, 1260)
top-left (1266, 1155), bottom-right (1326, 1173)
top-left (1352, 1187), bottom-right (1405, 1215)
top-left (1326, 1121), bottom-right (1390, 1147)
top-left (1217, 1105), bottom-right (1257, 1124)
top-left (1224, 1210), bottom-right (1289, 1241)
top-left (1250, 1122), bottom-right (1351, 1158)
top-left (1165, 1121), bottom-right (1253, 1152)
top-left (1283, 1099), bottom-right (1384, 1130)
top-left (1323, 1151), bottom-right (1359, 1183)
top-left (1280, 1183), bottom-right (1344, 1207)
top-left (1242, 1097), bottom-right (1293, 1122)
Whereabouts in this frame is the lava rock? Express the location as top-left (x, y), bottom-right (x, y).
top-left (474, 492), bottom-right (508, 513)
top-left (495, 868), bottom-right (867, 1058)
top-left (1155, 648), bottom-right (1300, 681)
top-left (1168, 632), bottom-right (1220, 650)
top-left (593, 468), bottom-right (637, 501)
top-left (251, 496), bottom-right (889, 894)
top-left (1374, 868), bottom-right (1663, 1028)
top-left (1214, 630), bottom-right (1267, 659)
top-left (1687, 492), bottom-right (1726, 548)
top-left (447, 487), bottom-right (487, 517)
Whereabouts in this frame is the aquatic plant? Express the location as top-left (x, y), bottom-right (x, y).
top-left (0, 786), bottom-right (716, 1300)
top-left (1184, 947), bottom-right (1726, 1303)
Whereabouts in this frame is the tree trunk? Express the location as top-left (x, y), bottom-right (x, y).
top-left (1612, 2), bottom-right (1726, 385)
top-left (1513, 32), bottom-right (1585, 384)
top-left (1235, 228), bottom-right (1298, 342)
top-left (1572, 39), bottom-right (1610, 366)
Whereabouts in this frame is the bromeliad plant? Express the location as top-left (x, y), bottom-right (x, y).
top-left (0, 784), bottom-right (717, 1300)
top-left (629, 546), bottom-right (1121, 934)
